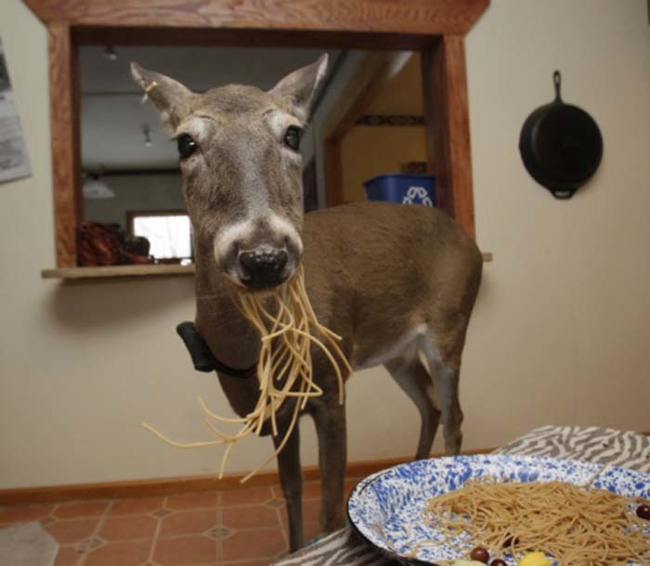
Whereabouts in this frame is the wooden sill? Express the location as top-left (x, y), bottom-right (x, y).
top-left (41, 253), bottom-right (493, 281)
top-left (41, 264), bottom-right (195, 280)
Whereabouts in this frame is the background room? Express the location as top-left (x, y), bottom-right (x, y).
top-left (0, 0), bottom-right (649, 565)
top-left (78, 46), bottom-right (428, 267)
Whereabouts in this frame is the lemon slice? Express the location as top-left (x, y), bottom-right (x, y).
top-left (519, 552), bottom-right (552, 566)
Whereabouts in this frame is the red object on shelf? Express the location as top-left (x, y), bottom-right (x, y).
top-left (77, 222), bottom-right (155, 267)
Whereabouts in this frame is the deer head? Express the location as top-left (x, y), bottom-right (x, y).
top-left (131, 55), bottom-right (328, 290)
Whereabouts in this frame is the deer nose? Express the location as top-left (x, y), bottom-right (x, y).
top-left (238, 248), bottom-right (289, 289)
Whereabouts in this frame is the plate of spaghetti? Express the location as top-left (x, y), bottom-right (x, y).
top-left (346, 455), bottom-right (650, 565)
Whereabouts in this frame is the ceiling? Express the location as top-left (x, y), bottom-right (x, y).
top-left (80, 46), bottom-right (339, 170)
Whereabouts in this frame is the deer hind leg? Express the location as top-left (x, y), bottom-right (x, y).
top-left (385, 355), bottom-right (441, 460)
top-left (311, 401), bottom-right (347, 534)
top-left (418, 334), bottom-right (464, 456)
top-left (273, 411), bottom-right (304, 552)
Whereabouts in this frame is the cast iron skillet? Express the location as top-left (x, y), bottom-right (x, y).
top-left (519, 71), bottom-right (603, 199)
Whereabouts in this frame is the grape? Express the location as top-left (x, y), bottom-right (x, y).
top-left (470, 546), bottom-right (490, 563)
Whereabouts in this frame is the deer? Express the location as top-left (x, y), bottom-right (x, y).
top-left (131, 54), bottom-right (482, 552)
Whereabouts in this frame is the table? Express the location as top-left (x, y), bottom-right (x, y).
top-left (273, 425), bottom-right (650, 565)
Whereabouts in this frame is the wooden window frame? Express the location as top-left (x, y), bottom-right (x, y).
top-left (24, 0), bottom-right (489, 269)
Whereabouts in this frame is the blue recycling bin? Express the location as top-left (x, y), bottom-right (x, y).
top-left (363, 174), bottom-right (436, 207)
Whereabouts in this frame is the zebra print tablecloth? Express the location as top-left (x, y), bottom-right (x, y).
top-left (273, 425), bottom-right (650, 566)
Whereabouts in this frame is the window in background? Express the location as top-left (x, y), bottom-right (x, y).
top-left (128, 211), bottom-right (192, 264)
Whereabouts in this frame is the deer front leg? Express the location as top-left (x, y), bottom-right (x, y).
top-left (313, 402), bottom-right (347, 533)
top-left (273, 414), bottom-right (304, 552)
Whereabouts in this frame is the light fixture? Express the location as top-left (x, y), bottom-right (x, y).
top-left (103, 46), bottom-right (118, 61)
top-left (143, 124), bottom-right (153, 147)
top-left (83, 168), bottom-right (115, 200)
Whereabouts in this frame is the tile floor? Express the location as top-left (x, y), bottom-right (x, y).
top-left (0, 478), bottom-right (362, 566)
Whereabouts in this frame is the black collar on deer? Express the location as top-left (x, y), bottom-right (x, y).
top-left (176, 321), bottom-right (257, 379)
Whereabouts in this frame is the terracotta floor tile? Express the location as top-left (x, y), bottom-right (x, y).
top-left (301, 481), bottom-right (322, 501)
top-left (54, 546), bottom-right (81, 566)
top-left (166, 491), bottom-right (218, 511)
top-left (303, 521), bottom-right (322, 543)
top-left (0, 473), bottom-right (361, 564)
top-left (280, 498), bottom-right (319, 525)
top-left (159, 509), bottom-right (217, 538)
top-left (0, 504), bottom-right (55, 524)
top-left (272, 481), bottom-right (320, 502)
top-left (221, 486), bottom-right (273, 507)
top-left (154, 534), bottom-right (217, 565)
top-left (54, 501), bottom-right (109, 519)
top-left (84, 540), bottom-right (151, 566)
top-left (100, 514), bottom-right (158, 540)
top-left (302, 499), bottom-right (320, 522)
top-left (345, 478), bottom-right (362, 498)
top-left (221, 527), bottom-right (287, 561)
top-left (108, 496), bottom-right (165, 516)
top-left (222, 504), bottom-right (282, 530)
top-left (45, 518), bottom-right (100, 544)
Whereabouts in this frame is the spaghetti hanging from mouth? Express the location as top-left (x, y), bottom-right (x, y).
top-left (143, 264), bottom-right (351, 483)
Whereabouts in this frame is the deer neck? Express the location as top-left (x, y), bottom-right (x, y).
top-left (193, 241), bottom-right (261, 371)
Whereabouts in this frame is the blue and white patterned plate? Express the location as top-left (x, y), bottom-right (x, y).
top-left (347, 455), bottom-right (650, 565)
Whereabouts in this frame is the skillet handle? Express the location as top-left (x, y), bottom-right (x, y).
top-left (553, 70), bottom-right (562, 103)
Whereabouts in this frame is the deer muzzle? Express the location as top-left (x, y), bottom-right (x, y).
top-left (214, 213), bottom-right (303, 289)
top-left (238, 246), bottom-right (289, 290)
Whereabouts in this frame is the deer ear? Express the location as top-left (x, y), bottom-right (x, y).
top-left (130, 62), bottom-right (192, 130)
top-left (269, 54), bottom-right (328, 121)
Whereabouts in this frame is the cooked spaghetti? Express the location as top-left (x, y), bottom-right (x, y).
top-left (144, 264), bottom-right (351, 483)
top-left (414, 476), bottom-right (650, 565)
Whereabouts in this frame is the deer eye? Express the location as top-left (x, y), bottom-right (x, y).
top-left (284, 126), bottom-right (302, 151)
top-left (177, 133), bottom-right (198, 159)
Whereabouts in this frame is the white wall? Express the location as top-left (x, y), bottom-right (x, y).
top-left (0, 0), bottom-right (649, 490)
top-left (463, 0), bottom-right (650, 446)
